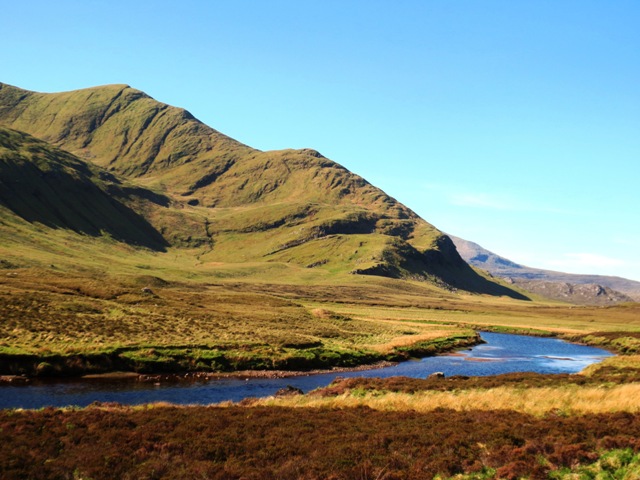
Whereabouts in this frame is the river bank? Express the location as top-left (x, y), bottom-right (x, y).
top-left (4, 328), bottom-right (636, 388)
top-left (0, 360), bottom-right (399, 386)
top-left (0, 333), bottom-right (615, 410)
top-left (0, 332), bottom-right (481, 382)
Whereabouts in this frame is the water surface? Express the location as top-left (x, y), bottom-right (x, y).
top-left (0, 332), bottom-right (612, 409)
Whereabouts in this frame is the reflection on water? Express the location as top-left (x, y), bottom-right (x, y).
top-left (0, 332), bottom-right (613, 409)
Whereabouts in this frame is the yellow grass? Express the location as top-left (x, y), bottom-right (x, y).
top-left (257, 384), bottom-right (640, 416)
top-left (364, 329), bottom-right (463, 353)
top-left (303, 299), bottom-right (640, 335)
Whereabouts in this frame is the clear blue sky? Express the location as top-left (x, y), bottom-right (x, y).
top-left (2, 1), bottom-right (639, 281)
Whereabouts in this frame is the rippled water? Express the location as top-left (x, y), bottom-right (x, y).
top-left (0, 332), bottom-right (613, 409)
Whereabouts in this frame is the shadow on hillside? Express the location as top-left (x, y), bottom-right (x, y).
top-left (0, 160), bottom-right (169, 251)
top-left (355, 235), bottom-right (530, 300)
top-left (420, 236), bottom-right (530, 300)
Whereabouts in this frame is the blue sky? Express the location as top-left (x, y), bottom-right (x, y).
top-left (2, 1), bottom-right (639, 281)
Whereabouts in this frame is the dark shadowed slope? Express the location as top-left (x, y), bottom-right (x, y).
top-left (0, 127), bottom-right (168, 250)
top-left (0, 82), bottom-right (526, 297)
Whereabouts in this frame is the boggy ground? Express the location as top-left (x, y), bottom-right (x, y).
top-left (2, 403), bottom-right (640, 480)
top-left (0, 266), bottom-right (484, 377)
top-left (1, 264), bottom-right (640, 379)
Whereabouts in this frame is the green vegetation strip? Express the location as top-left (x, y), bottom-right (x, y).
top-left (0, 333), bottom-right (481, 377)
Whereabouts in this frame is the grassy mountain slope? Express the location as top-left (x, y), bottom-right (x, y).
top-left (0, 82), bottom-right (254, 184)
top-left (0, 82), bottom-right (525, 297)
top-left (450, 235), bottom-right (640, 302)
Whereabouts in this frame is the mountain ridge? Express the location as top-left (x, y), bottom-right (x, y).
top-left (0, 81), bottom-right (526, 298)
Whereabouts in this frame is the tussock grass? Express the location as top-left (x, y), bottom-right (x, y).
top-left (0, 265), bottom-right (483, 375)
top-left (307, 299), bottom-right (640, 336)
top-left (258, 384), bottom-right (640, 416)
top-left (582, 355), bottom-right (640, 374)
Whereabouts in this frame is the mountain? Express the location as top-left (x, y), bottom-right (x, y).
top-left (450, 235), bottom-right (640, 304)
top-left (0, 82), bottom-right (525, 298)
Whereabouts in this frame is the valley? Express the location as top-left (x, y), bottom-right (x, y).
top-left (1, 82), bottom-right (640, 479)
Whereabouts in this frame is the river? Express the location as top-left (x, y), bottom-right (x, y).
top-left (0, 332), bottom-right (613, 409)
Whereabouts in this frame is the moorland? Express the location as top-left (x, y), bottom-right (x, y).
top-left (1, 82), bottom-right (640, 479)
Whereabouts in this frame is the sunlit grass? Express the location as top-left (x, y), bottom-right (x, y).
top-left (2, 195), bottom-right (640, 374)
top-left (257, 384), bottom-right (640, 416)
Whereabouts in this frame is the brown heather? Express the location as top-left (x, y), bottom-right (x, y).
top-left (2, 405), bottom-right (640, 480)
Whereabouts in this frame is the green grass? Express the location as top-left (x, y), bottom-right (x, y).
top-left (1, 242), bottom-right (638, 376)
top-left (549, 449), bottom-right (640, 479)
top-left (1, 203), bottom-right (638, 375)
top-left (0, 256), bottom-right (485, 375)
top-left (438, 449), bottom-right (640, 479)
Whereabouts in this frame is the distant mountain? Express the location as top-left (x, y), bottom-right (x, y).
top-left (0, 82), bottom-right (526, 298)
top-left (450, 235), bottom-right (640, 304)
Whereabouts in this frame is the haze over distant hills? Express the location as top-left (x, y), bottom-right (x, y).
top-left (0, 82), bottom-right (526, 299)
top-left (450, 235), bottom-right (640, 304)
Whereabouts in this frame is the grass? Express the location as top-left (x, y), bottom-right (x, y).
top-left (254, 360), bottom-right (640, 416)
top-left (0, 232), bottom-right (638, 375)
top-left (0, 82), bottom-right (529, 295)
top-left (257, 384), bottom-right (640, 416)
top-left (1, 207), bottom-right (638, 379)
top-left (0, 260), bottom-right (485, 375)
top-left (303, 298), bottom-right (640, 336)
top-left (548, 449), bottom-right (640, 480)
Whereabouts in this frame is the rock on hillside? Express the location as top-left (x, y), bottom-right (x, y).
top-left (504, 279), bottom-right (634, 306)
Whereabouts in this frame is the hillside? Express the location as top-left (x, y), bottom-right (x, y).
top-left (450, 235), bottom-right (640, 303)
top-left (0, 82), bottom-right (525, 297)
top-left (0, 126), bottom-right (167, 251)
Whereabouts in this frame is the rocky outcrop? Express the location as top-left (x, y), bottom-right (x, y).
top-left (506, 279), bottom-right (634, 305)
